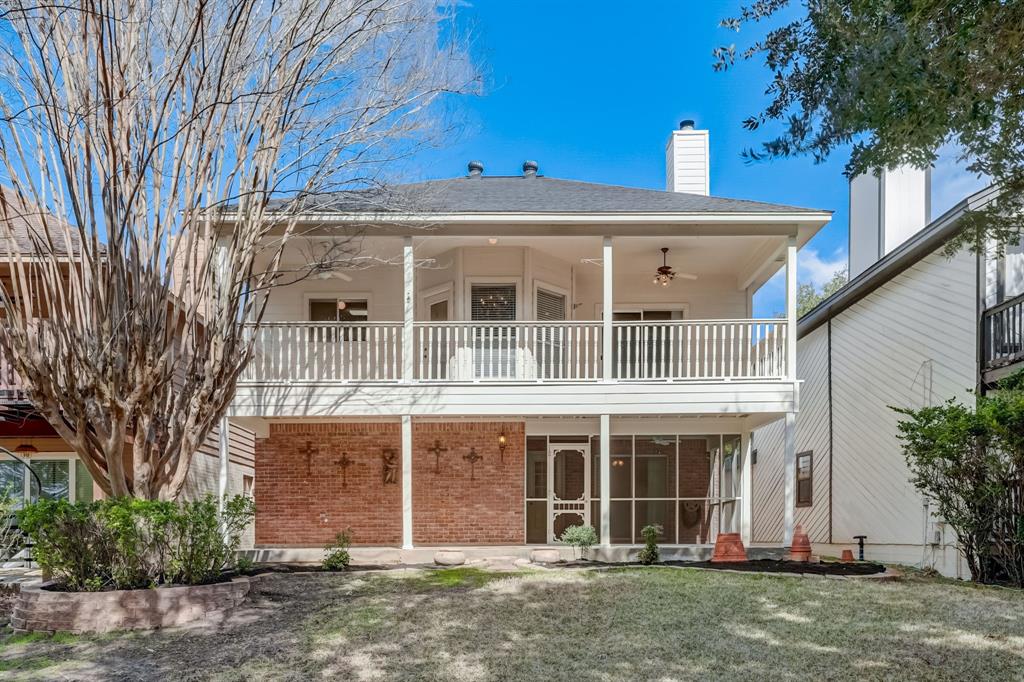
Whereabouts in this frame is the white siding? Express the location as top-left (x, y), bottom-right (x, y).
top-left (183, 422), bottom-right (257, 548)
top-left (752, 248), bottom-right (977, 569)
top-left (665, 129), bottom-right (710, 196)
top-left (752, 324), bottom-right (831, 543)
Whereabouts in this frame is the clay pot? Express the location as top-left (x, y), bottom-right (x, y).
top-left (710, 533), bottom-right (748, 563)
top-left (788, 524), bottom-right (812, 562)
top-left (840, 549), bottom-right (855, 562)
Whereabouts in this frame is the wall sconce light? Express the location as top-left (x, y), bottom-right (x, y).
top-left (497, 430), bottom-right (508, 462)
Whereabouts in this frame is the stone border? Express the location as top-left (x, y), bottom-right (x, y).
top-left (11, 576), bottom-right (254, 634)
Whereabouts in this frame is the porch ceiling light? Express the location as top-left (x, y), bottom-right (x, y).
top-left (14, 443), bottom-right (38, 455)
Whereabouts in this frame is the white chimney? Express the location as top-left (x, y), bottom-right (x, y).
top-left (666, 119), bottom-right (710, 195)
top-left (848, 165), bottom-right (931, 278)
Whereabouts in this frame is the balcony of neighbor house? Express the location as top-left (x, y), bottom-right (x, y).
top-left (232, 231), bottom-right (800, 419)
top-left (982, 291), bottom-right (1024, 384)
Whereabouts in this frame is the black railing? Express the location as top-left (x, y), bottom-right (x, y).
top-left (982, 292), bottom-right (1024, 371)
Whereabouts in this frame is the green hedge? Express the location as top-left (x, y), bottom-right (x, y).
top-left (17, 495), bottom-right (255, 591)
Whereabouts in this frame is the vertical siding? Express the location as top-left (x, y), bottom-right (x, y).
top-left (752, 325), bottom-right (831, 543)
top-left (183, 422), bottom-right (256, 548)
top-left (752, 248), bottom-right (977, 550)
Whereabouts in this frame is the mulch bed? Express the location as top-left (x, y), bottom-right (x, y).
top-left (550, 558), bottom-right (886, 576)
top-left (665, 559), bottom-right (887, 576)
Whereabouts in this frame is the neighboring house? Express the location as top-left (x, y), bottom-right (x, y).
top-left (0, 194), bottom-right (255, 545)
top-left (752, 171), bottom-right (1016, 577)
top-left (223, 121), bottom-right (832, 559)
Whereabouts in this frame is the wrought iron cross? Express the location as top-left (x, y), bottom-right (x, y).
top-left (427, 440), bottom-right (449, 474)
top-left (299, 441), bottom-right (319, 477)
top-left (333, 452), bottom-right (354, 488)
top-left (463, 447), bottom-right (483, 481)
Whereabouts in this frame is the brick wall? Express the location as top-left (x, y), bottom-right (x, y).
top-left (413, 421), bottom-right (524, 545)
top-left (255, 422), bottom-right (402, 547)
top-left (678, 438), bottom-right (712, 543)
top-left (254, 421), bottom-right (526, 547)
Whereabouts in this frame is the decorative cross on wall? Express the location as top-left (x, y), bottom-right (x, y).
top-left (334, 452), bottom-right (354, 488)
top-left (463, 447), bottom-right (483, 481)
top-left (299, 441), bottom-right (319, 477)
top-left (427, 440), bottom-right (449, 474)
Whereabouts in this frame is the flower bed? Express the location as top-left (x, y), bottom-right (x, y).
top-left (11, 576), bottom-right (255, 634)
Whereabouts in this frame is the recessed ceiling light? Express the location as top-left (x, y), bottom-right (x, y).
top-left (488, 238), bottom-right (498, 245)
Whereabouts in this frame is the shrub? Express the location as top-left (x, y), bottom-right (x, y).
top-left (559, 524), bottom-right (598, 560)
top-left (323, 529), bottom-right (353, 571)
top-left (895, 370), bottom-right (1024, 587)
top-left (17, 494), bottom-right (255, 591)
top-left (235, 555), bottom-right (255, 574)
top-left (637, 524), bottom-right (661, 565)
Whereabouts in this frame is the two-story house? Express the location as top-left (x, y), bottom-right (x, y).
top-left (227, 122), bottom-right (831, 561)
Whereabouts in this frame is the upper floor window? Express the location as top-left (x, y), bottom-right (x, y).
top-left (309, 298), bottom-right (368, 323)
top-left (796, 451), bottom-right (813, 507)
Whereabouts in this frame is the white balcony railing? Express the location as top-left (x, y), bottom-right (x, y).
top-left (240, 319), bottom-right (787, 383)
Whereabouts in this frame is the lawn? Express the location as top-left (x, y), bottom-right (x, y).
top-left (1, 566), bottom-right (1023, 680)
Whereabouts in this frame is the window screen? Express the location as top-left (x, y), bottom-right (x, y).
top-left (471, 284), bottom-right (516, 321)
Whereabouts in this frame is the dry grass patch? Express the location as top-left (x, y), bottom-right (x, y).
top-left (0, 566), bottom-right (1022, 680)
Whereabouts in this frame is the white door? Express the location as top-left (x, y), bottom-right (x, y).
top-left (548, 443), bottom-right (590, 542)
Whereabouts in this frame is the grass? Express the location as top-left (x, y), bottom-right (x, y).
top-left (0, 566), bottom-right (1022, 680)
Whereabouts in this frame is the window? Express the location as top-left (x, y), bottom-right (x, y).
top-left (308, 297), bottom-right (368, 341)
top-left (243, 474), bottom-right (254, 497)
top-left (470, 283), bottom-right (517, 378)
top-left (0, 457), bottom-right (93, 507)
top-left (796, 451), bottom-right (813, 507)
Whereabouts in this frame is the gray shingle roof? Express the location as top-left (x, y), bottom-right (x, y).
top-left (0, 188), bottom-right (85, 256)
top-left (290, 176), bottom-right (828, 215)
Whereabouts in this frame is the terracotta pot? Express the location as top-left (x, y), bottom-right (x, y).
top-left (840, 549), bottom-right (855, 562)
top-left (710, 533), bottom-right (748, 563)
top-left (788, 524), bottom-right (812, 562)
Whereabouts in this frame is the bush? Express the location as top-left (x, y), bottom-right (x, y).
top-left (895, 370), bottom-right (1024, 587)
top-left (637, 524), bottom-right (661, 565)
top-left (323, 529), bottom-right (352, 571)
top-left (17, 494), bottom-right (255, 591)
top-left (559, 524), bottom-right (598, 560)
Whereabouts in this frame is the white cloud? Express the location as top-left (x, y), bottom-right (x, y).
top-left (931, 142), bottom-right (990, 217)
top-left (798, 247), bottom-right (847, 288)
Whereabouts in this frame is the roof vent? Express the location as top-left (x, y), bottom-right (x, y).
top-left (522, 160), bottom-right (539, 178)
top-left (467, 160), bottom-right (484, 177)
top-left (679, 119), bottom-right (695, 130)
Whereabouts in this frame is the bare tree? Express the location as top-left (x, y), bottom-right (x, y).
top-left (0, 0), bottom-right (472, 500)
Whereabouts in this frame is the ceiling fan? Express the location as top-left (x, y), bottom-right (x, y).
top-left (652, 247), bottom-right (696, 286)
top-left (314, 269), bottom-right (354, 282)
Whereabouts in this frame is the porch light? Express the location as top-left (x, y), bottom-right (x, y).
top-left (336, 300), bottom-right (347, 311)
top-left (497, 430), bottom-right (508, 461)
top-left (612, 458), bottom-right (625, 468)
top-left (14, 444), bottom-right (38, 455)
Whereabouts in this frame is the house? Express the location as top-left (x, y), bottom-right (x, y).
top-left (222, 121), bottom-right (832, 560)
top-left (751, 169), bottom-right (1014, 577)
top-left (0, 192), bottom-right (256, 546)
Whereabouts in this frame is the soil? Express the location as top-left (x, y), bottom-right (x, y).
top-left (553, 558), bottom-right (887, 576)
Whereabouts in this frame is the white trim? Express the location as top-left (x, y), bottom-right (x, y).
top-left (219, 211), bottom-right (831, 226)
top-left (417, 282), bottom-right (454, 320)
top-left (596, 302), bottom-right (691, 319)
top-left (401, 415), bottom-right (413, 549)
top-left (463, 276), bottom-right (524, 321)
top-left (547, 441), bottom-right (591, 543)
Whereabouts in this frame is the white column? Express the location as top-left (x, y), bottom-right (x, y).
top-left (217, 416), bottom-right (230, 512)
top-left (783, 411), bottom-right (796, 547)
top-left (401, 415), bottom-right (413, 550)
top-left (402, 236), bottom-right (415, 383)
top-left (602, 237), bottom-right (613, 381)
top-left (740, 431), bottom-right (753, 545)
top-left (785, 235), bottom-right (798, 381)
top-left (599, 413), bottom-right (611, 547)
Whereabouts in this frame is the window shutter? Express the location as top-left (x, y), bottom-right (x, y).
top-left (471, 284), bottom-right (516, 321)
top-left (536, 288), bottom-right (566, 321)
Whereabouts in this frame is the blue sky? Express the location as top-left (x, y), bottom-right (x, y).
top-left (409, 1), bottom-right (986, 316)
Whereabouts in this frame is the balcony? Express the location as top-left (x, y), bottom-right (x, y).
top-left (982, 292), bottom-right (1024, 380)
top-left (239, 318), bottom-right (788, 384)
